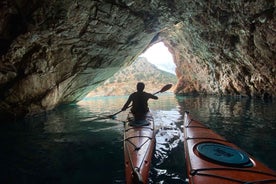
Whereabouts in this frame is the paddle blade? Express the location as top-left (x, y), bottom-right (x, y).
top-left (159, 84), bottom-right (173, 93)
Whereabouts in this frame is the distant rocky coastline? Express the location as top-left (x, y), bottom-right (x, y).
top-left (86, 57), bottom-right (177, 97)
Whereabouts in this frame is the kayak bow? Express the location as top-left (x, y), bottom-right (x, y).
top-left (183, 111), bottom-right (276, 184)
top-left (124, 112), bottom-right (155, 184)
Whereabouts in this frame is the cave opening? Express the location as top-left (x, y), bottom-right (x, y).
top-left (84, 41), bottom-right (177, 98)
top-left (140, 42), bottom-right (176, 75)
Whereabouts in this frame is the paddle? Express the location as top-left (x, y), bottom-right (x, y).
top-left (108, 83), bottom-right (173, 119)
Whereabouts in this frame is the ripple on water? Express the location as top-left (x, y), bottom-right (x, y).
top-left (1, 94), bottom-right (275, 183)
top-left (150, 109), bottom-right (186, 183)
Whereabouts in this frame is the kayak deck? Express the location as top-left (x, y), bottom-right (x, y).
top-left (124, 113), bottom-right (155, 184)
top-left (183, 111), bottom-right (276, 184)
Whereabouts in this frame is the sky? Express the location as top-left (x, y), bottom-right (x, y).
top-left (140, 42), bottom-right (176, 74)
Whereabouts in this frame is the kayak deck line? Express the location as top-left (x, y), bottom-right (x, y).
top-left (124, 112), bottom-right (155, 184)
top-left (186, 136), bottom-right (232, 144)
top-left (125, 136), bottom-right (152, 168)
top-left (125, 136), bottom-right (152, 151)
top-left (190, 167), bottom-right (276, 182)
top-left (183, 111), bottom-right (276, 184)
top-left (190, 167), bottom-right (276, 177)
top-left (124, 142), bottom-right (144, 184)
top-left (125, 138), bottom-right (151, 169)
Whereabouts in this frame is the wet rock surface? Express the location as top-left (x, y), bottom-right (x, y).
top-left (0, 0), bottom-right (275, 118)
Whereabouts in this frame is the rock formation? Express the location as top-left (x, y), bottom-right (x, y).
top-left (161, 1), bottom-right (275, 99)
top-left (86, 57), bottom-right (176, 97)
top-left (0, 0), bottom-right (275, 118)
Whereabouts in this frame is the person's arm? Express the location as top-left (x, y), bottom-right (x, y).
top-left (147, 93), bottom-right (158, 100)
top-left (121, 95), bottom-right (132, 111)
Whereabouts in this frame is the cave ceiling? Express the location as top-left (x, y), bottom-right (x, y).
top-left (0, 0), bottom-right (275, 118)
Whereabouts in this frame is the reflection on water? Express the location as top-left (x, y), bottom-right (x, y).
top-left (0, 94), bottom-right (275, 184)
top-left (178, 96), bottom-right (276, 172)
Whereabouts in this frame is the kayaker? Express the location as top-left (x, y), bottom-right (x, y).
top-left (121, 82), bottom-right (158, 120)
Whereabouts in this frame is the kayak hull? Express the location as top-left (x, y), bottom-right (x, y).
top-left (183, 111), bottom-right (276, 184)
top-left (124, 112), bottom-right (155, 184)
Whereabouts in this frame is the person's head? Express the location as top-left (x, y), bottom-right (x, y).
top-left (136, 82), bottom-right (145, 92)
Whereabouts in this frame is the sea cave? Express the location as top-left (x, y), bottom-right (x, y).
top-left (0, 0), bottom-right (275, 119)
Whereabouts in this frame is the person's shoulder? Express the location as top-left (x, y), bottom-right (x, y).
top-left (144, 92), bottom-right (152, 96)
top-left (130, 92), bottom-right (137, 97)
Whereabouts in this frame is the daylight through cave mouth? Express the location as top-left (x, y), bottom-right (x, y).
top-left (140, 42), bottom-right (176, 75)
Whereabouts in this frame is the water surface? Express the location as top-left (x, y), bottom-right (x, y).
top-left (0, 94), bottom-right (275, 183)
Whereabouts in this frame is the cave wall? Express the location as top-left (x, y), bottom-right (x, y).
top-left (0, 0), bottom-right (176, 118)
top-left (160, 1), bottom-right (275, 99)
top-left (0, 0), bottom-right (275, 118)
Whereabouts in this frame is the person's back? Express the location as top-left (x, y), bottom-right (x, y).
top-left (130, 91), bottom-right (153, 114)
top-left (121, 82), bottom-right (158, 119)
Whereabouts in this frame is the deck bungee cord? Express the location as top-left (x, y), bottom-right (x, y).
top-left (183, 111), bottom-right (276, 184)
top-left (123, 113), bottom-right (155, 184)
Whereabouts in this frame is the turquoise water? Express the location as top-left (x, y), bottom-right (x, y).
top-left (0, 94), bottom-right (275, 183)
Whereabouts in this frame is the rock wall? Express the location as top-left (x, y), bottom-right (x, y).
top-left (0, 0), bottom-right (175, 118)
top-left (160, 1), bottom-right (275, 99)
top-left (0, 0), bottom-right (275, 118)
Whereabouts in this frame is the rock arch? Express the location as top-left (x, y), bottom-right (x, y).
top-left (0, 0), bottom-right (275, 118)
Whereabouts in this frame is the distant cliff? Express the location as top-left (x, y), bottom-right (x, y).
top-left (86, 57), bottom-right (177, 97)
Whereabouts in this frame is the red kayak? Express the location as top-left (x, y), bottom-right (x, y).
top-left (124, 112), bottom-right (155, 184)
top-left (183, 111), bottom-right (276, 184)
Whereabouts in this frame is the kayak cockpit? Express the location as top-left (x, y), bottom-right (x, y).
top-left (127, 112), bottom-right (153, 127)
